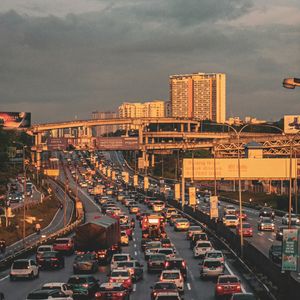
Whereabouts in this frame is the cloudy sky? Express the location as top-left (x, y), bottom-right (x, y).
top-left (0, 0), bottom-right (299, 123)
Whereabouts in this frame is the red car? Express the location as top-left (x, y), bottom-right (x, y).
top-left (95, 282), bottom-right (130, 300)
top-left (53, 238), bottom-right (74, 254)
top-left (215, 275), bottom-right (242, 298)
top-left (236, 223), bottom-right (253, 237)
top-left (151, 281), bottom-right (178, 300)
top-left (235, 210), bottom-right (247, 220)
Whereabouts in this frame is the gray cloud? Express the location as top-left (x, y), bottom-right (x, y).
top-left (0, 0), bottom-right (299, 122)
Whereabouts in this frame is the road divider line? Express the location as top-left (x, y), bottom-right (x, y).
top-left (133, 284), bottom-right (136, 292)
top-left (134, 251), bottom-right (137, 256)
top-left (268, 238), bottom-right (274, 242)
top-left (0, 275), bottom-right (9, 282)
top-left (187, 283), bottom-right (191, 290)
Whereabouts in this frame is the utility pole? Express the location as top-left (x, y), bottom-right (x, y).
top-left (64, 179), bottom-right (69, 227)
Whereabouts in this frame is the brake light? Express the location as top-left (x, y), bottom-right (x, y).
top-left (182, 261), bottom-right (186, 267)
top-left (217, 285), bottom-right (223, 290)
top-left (116, 292), bottom-right (124, 296)
top-left (95, 292), bottom-right (102, 297)
top-left (82, 283), bottom-right (89, 288)
top-left (51, 258), bottom-right (58, 261)
top-left (125, 278), bottom-right (131, 284)
top-left (236, 285), bottom-right (242, 291)
top-left (165, 262), bottom-right (169, 267)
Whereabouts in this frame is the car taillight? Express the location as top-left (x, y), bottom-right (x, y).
top-left (82, 283), bottom-right (89, 288)
top-left (217, 285), bottom-right (223, 290)
top-left (182, 261), bottom-right (186, 267)
top-left (125, 278), bottom-right (131, 284)
top-left (116, 292), bottom-right (124, 296)
top-left (165, 262), bottom-right (169, 267)
top-left (95, 292), bottom-right (102, 297)
top-left (51, 258), bottom-right (58, 261)
top-left (236, 285), bottom-right (242, 291)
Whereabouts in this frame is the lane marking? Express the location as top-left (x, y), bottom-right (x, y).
top-left (134, 244), bottom-right (137, 248)
top-left (133, 284), bottom-right (136, 292)
top-left (0, 275), bottom-right (9, 282)
top-left (133, 238), bottom-right (136, 242)
top-left (187, 283), bottom-right (191, 290)
top-left (225, 262), bottom-right (246, 293)
top-left (134, 251), bottom-right (137, 256)
top-left (258, 232), bottom-right (264, 236)
top-left (268, 238), bottom-right (274, 242)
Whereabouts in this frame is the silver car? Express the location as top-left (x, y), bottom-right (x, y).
top-left (199, 258), bottom-right (224, 279)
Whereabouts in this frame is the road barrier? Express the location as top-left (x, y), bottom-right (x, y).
top-left (0, 177), bottom-right (84, 272)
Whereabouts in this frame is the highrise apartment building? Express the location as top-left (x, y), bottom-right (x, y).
top-left (118, 100), bottom-right (165, 119)
top-left (170, 73), bottom-right (226, 123)
top-left (91, 111), bottom-right (118, 136)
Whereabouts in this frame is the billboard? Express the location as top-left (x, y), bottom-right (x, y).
top-left (282, 228), bottom-right (298, 272)
top-left (0, 112), bottom-right (31, 129)
top-left (189, 187), bottom-right (196, 206)
top-left (133, 175), bottom-right (138, 187)
top-left (183, 158), bottom-right (297, 180)
top-left (47, 138), bottom-right (68, 151)
top-left (96, 137), bottom-right (139, 150)
top-left (284, 115), bottom-right (300, 134)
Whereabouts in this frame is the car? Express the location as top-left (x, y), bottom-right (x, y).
top-left (150, 282), bottom-right (179, 300)
top-left (199, 258), bottom-right (224, 279)
top-left (129, 205), bottom-right (140, 214)
top-left (275, 225), bottom-right (297, 241)
top-left (10, 259), bottom-right (39, 280)
top-left (109, 269), bottom-right (133, 291)
top-left (111, 254), bottom-right (132, 270)
top-left (204, 250), bottom-right (225, 264)
top-left (42, 282), bottom-right (73, 297)
top-left (53, 238), bottom-right (74, 254)
top-left (269, 244), bottom-right (282, 263)
top-left (257, 217), bottom-right (275, 231)
top-left (259, 207), bottom-right (275, 219)
top-left (154, 292), bottom-right (181, 300)
top-left (223, 215), bottom-right (239, 227)
top-left (224, 205), bottom-right (236, 215)
top-left (236, 223), bottom-right (253, 237)
top-left (36, 245), bottom-right (54, 263)
top-left (174, 218), bottom-right (190, 231)
top-left (186, 226), bottom-right (203, 239)
top-left (73, 253), bottom-right (98, 274)
top-left (281, 213), bottom-right (300, 225)
top-left (169, 214), bottom-right (182, 226)
top-left (95, 282), bottom-right (130, 300)
top-left (121, 231), bottom-right (129, 246)
top-left (152, 201), bottom-right (165, 212)
top-left (67, 275), bottom-right (99, 298)
top-left (165, 208), bottom-right (178, 219)
top-left (141, 238), bottom-right (151, 251)
top-left (144, 241), bottom-right (162, 260)
top-left (159, 270), bottom-right (184, 293)
top-left (164, 257), bottom-right (187, 280)
top-left (215, 275), bottom-right (242, 299)
top-left (38, 251), bottom-right (65, 270)
top-left (116, 260), bottom-right (144, 281)
top-left (235, 210), bottom-right (247, 220)
top-left (120, 224), bottom-right (133, 240)
top-left (26, 289), bottom-right (73, 300)
top-left (147, 254), bottom-right (167, 273)
top-left (156, 248), bottom-right (176, 259)
top-left (193, 240), bottom-right (214, 258)
top-left (230, 292), bottom-right (256, 299)
top-left (190, 232), bottom-right (208, 249)
top-left (161, 238), bottom-right (172, 248)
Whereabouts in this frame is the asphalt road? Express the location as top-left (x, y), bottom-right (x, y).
top-left (0, 152), bottom-right (254, 300)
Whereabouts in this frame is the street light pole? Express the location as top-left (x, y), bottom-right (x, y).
top-left (64, 179), bottom-right (68, 227)
top-left (213, 144), bottom-right (217, 196)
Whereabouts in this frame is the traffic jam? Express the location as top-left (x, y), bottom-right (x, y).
top-left (4, 151), bottom-right (256, 300)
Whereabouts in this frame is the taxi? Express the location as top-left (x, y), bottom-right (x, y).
top-left (174, 218), bottom-right (190, 231)
top-left (222, 215), bottom-right (239, 227)
top-left (120, 231), bottom-right (129, 246)
top-left (152, 201), bottom-right (165, 212)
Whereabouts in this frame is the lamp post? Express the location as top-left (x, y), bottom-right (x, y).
top-left (22, 146), bottom-right (29, 246)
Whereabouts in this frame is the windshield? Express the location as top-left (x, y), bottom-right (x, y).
top-left (111, 271), bottom-right (129, 277)
top-left (55, 239), bottom-right (69, 244)
top-left (226, 216), bottom-right (237, 220)
top-left (150, 254), bottom-right (166, 260)
top-left (154, 282), bottom-right (177, 289)
top-left (162, 273), bottom-right (180, 279)
top-left (68, 277), bottom-right (88, 284)
top-left (219, 276), bottom-right (239, 284)
top-left (204, 260), bottom-right (222, 267)
top-left (113, 255), bottom-right (128, 261)
top-left (41, 252), bottom-right (56, 258)
top-left (158, 249), bottom-right (173, 255)
top-left (76, 254), bottom-right (94, 261)
top-left (207, 252), bottom-right (222, 258)
top-left (12, 261), bottom-right (29, 269)
top-left (117, 262), bottom-right (134, 268)
top-left (197, 242), bottom-right (211, 248)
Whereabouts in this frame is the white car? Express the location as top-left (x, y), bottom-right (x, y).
top-left (36, 245), bottom-right (54, 260)
top-left (42, 282), bottom-right (73, 297)
top-left (223, 214), bottom-right (239, 227)
top-left (193, 241), bottom-right (213, 258)
top-left (10, 259), bottom-right (39, 280)
top-left (224, 205), bottom-right (236, 215)
top-left (204, 250), bottom-right (225, 264)
top-left (159, 270), bottom-right (184, 292)
top-left (110, 253), bottom-right (132, 270)
top-left (156, 248), bottom-right (176, 259)
top-left (26, 289), bottom-right (73, 300)
top-left (282, 213), bottom-right (300, 225)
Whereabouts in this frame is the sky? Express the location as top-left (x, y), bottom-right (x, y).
top-left (0, 0), bottom-right (299, 123)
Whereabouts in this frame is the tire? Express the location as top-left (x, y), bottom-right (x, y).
top-left (30, 272), bottom-right (34, 280)
top-left (36, 271), bottom-right (39, 278)
top-left (9, 275), bottom-right (14, 281)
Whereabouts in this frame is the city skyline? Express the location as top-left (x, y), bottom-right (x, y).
top-left (0, 0), bottom-right (299, 123)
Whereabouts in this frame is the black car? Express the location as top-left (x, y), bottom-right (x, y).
top-left (73, 253), bottom-right (98, 274)
top-left (141, 238), bottom-right (151, 252)
top-left (259, 207), bottom-right (275, 219)
top-left (164, 257), bottom-right (187, 280)
top-left (275, 225), bottom-right (297, 241)
top-left (38, 251), bottom-right (64, 270)
top-left (269, 244), bottom-right (282, 263)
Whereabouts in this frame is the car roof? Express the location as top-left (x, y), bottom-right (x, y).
top-left (161, 270), bottom-right (181, 274)
top-left (43, 282), bottom-right (66, 287)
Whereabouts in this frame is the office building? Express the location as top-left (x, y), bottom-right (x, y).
top-left (91, 111), bottom-right (118, 136)
top-left (170, 73), bottom-right (226, 123)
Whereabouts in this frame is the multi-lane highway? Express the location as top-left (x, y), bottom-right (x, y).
top-left (0, 151), bottom-right (255, 299)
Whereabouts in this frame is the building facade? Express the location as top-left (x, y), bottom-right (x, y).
top-left (170, 73), bottom-right (226, 123)
top-left (91, 111), bottom-right (118, 136)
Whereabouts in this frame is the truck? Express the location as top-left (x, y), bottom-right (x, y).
top-left (141, 214), bottom-right (165, 239)
top-left (74, 213), bottom-right (121, 264)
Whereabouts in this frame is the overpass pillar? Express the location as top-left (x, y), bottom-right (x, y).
top-left (35, 133), bottom-right (42, 171)
top-left (138, 125), bottom-right (144, 145)
top-left (151, 154), bottom-right (155, 167)
top-left (180, 123), bottom-right (184, 132)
